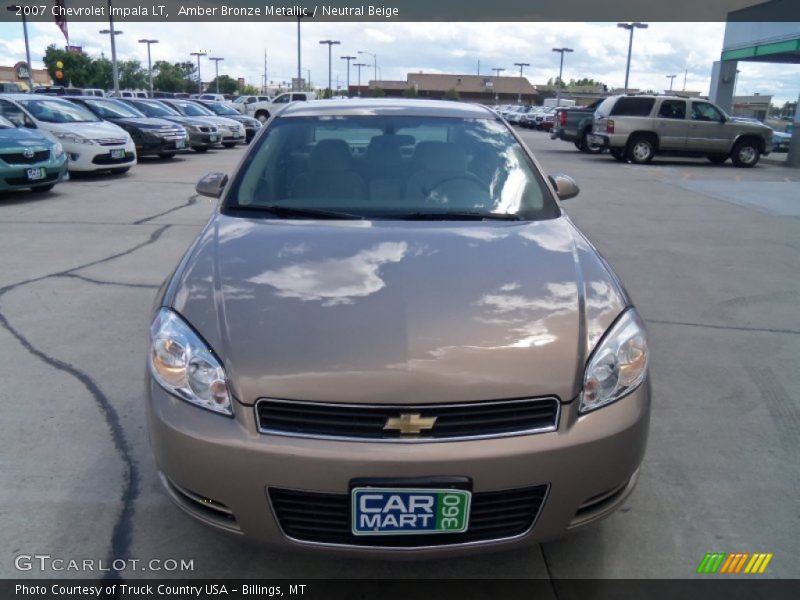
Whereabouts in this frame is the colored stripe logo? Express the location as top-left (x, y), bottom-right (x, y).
top-left (697, 553), bottom-right (773, 574)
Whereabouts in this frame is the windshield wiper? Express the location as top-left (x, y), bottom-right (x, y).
top-left (228, 204), bottom-right (366, 220)
top-left (400, 211), bottom-right (521, 221)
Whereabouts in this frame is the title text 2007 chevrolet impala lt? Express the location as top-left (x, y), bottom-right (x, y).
top-left (147, 99), bottom-right (650, 555)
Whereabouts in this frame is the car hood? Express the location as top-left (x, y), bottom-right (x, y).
top-left (108, 116), bottom-right (180, 130)
top-left (199, 116), bottom-right (244, 129)
top-left (162, 116), bottom-right (212, 128)
top-left (43, 120), bottom-right (128, 139)
top-left (166, 215), bottom-right (628, 405)
top-left (0, 127), bottom-right (55, 150)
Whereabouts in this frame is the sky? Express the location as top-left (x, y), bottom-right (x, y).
top-left (0, 20), bottom-right (798, 105)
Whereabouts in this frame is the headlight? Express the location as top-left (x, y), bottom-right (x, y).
top-left (52, 142), bottom-right (64, 157)
top-left (149, 308), bottom-right (233, 416)
top-left (53, 131), bottom-right (95, 145)
top-left (185, 124), bottom-right (200, 132)
top-left (580, 308), bottom-right (648, 413)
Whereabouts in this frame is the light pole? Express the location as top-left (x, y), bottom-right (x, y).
top-left (319, 40), bottom-right (340, 97)
top-left (358, 50), bottom-right (377, 85)
top-left (354, 62), bottom-right (366, 96)
top-left (296, 16), bottom-right (304, 90)
top-left (492, 67), bottom-right (504, 77)
top-left (341, 55), bottom-right (355, 96)
top-left (617, 22), bottom-right (648, 93)
top-left (513, 62), bottom-right (530, 104)
top-left (666, 74), bottom-right (676, 92)
top-left (99, 0), bottom-right (123, 93)
top-left (552, 47), bottom-right (573, 101)
top-left (6, 6), bottom-right (33, 90)
top-left (209, 57), bottom-right (224, 93)
top-left (138, 39), bottom-right (158, 97)
top-left (190, 51), bottom-right (207, 94)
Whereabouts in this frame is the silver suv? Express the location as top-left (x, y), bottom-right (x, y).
top-left (589, 95), bottom-right (772, 167)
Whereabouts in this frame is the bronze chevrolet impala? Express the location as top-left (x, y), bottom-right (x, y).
top-left (147, 99), bottom-right (650, 555)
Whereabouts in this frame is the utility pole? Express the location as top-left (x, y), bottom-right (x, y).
top-left (6, 5), bottom-right (34, 90)
top-left (209, 57), bottom-right (224, 93)
top-left (319, 40), bottom-right (340, 97)
top-left (296, 16), bottom-right (304, 90)
top-left (104, 0), bottom-right (122, 93)
top-left (263, 50), bottom-right (268, 94)
top-left (354, 63), bottom-right (366, 97)
top-left (617, 22), bottom-right (648, 93)
top-left (683, 68), bottom-right (688, 91)
top-left (190, 51), bottom-right (207, 94)
top-left (138, 39), bottom-right (158, 97)
top-left (552, 47), bottom-right (573, 102)
top-left (492, 67), bottom-right (504, 77)
top-left (358, 50), bottom-right (377, 85)
top-left (341, 55), bottom-right (356, 97)
top-left (513, 62), bottom-right (529, 104)
top-left (666, 74), bottom-right (676, 92)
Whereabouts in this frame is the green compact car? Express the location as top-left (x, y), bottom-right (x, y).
top-left (0, 115), bottom-right (68, 193)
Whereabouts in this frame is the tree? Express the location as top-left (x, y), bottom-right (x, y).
top-left (370, 87), bottom-right (385, 97)
top-left (43, 44), bottom-right (93, 87)
top-left (207, 74), bottom-right (239, 95)
top-left (402, 86), bottom-right (418, 98)
top-left (239, 83), bottom-right (260, 95)
top-left (152, 61), bottom-right (196, 93)
top-left (118, 60), bottom-right (147, 90)
top-left (443, 88), bottom-right (459, 101)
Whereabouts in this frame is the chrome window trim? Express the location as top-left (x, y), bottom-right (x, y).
top-left (254, 396), bottom-right (561, 443)
top-left (266, 483), bottom-right (550, 551)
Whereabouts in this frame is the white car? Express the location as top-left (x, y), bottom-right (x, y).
top-left (0, 94), bottom-right (136, 173)
top-left (241, 92), bottom-right (317, 122)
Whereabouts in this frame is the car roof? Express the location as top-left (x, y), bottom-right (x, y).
top-left (279, 98), bottom-right (496, 119)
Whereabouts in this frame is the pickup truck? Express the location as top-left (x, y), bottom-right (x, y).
top-left (241, 91), bottom-right (317, 122)
top-left (550, 99), bottom-right (604, 153)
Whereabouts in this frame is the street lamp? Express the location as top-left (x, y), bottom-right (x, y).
top-left (353, 62), bottom-right (366, 97)
top-left (190, 51), bottom-right (207, 94)
top-left (319, 40), bottom-right (340, 97)
top-left (492, 67), bottom-right (504, 77)
top-left (357, 50), bottom-right (377, 85)
top-left (138, 39), bottom-right (158, 97)
top-left (6, 6), bottom-right (33, 90)
top-left (552, 47), bottom-right (573, 101)
top-left (666, 74), bottom-right (676, 92)
top-left (513, 62), bottom-right (530, 104)
top-left (100, 0), bottom-right (123, 93)
top-left (296, 15), bottom-right (306, 91)
top-left (341, 55), bottom-right (356, 97)
top-left (209, 57), bottom-right (224, 93)
top-left (617, 22), bottom-right (648, 93)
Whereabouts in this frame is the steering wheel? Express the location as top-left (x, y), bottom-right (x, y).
top-left (422, 175), bottom-right (487, 203)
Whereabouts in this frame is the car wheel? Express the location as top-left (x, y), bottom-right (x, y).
top-left (610, 148), bottom-right (627, 162)
top-left (627, 135), bottom-right (656, 164)
top-left (110, 167), bottom-right (130, 174)
top-left (158, 152), bottom-right (176, 159)
top-left (707, 154), bottom-right (728, 164)
top-left (255, 111), bottom-right (269, 123)
top-left (30, 184), bottom-right (55, 193)
top-left (579, 130), bottom-right (604, 154)
top-left (731, 139), bottom-right (760, 168)
top-left (194, 147), bottom-right (209, 153)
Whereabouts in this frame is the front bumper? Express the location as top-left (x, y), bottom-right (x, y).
top-left (147, 378), bottom-right (651, 556)
top-left (0, 155), bottom-right (69, 190)
top-left (137, 135), bottom-right (190, 156)
top-left (66, 141), bottom-right (137, 172)
top-left (188, 131), bottom-right (221, 149)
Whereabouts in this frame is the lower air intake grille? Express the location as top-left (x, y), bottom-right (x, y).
top-left (268, 485), bottom-right (548, 547)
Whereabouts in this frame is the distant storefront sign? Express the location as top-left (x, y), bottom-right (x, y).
top-left (66, 45), bottom-right (83, 54)
top-left (14, 62), bottom-right (30, 80)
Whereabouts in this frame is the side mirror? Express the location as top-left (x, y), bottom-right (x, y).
top-left (548, 173), bottom-right (580, 201)
top-left (195, 171), bottom-right (228, 199)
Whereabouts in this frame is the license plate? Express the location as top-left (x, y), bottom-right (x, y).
top-left (110, 149), bottom-right (125, 159)
top-left (209, 134), bottom-right (218, 142)
top-left (176, 139), bottom-right (186, 149)
top-left (351, 487), bottom-right (470, 536)
top-left (26, 167), bottom-right (46, 181)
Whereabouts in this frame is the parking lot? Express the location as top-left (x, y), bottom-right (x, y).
top-left (1, 129), bottom-right (798, 581)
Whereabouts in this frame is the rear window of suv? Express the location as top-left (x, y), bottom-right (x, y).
top-left (610, 97), bottom-right (655, 117)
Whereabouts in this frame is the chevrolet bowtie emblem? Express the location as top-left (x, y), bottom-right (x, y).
top-left (383, 413), bottom-right (437, 435)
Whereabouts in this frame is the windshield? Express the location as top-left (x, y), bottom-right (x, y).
top-left (206, 102), bottom-right (238, 116)
top-left (172, 101), bottom-right (214, 117)
top-left (131, 100), bottom-right (179, 117)
top-left (225, 115), bottom-right (558, 221)
top-left (81, 98), bottom-right (145, 119)
top-left (0, 115), bottom-right (14, 128)
top-left (234, 96), bottom-right (248, 103)
top-left (18, 99), bottom-right (100, 123)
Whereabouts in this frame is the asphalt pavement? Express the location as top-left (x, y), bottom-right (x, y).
top-left (0, 131), bottom-right (797, 582)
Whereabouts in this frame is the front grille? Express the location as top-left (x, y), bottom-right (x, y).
top-left (0, 150), bottom-right (49, 165)
top-left (92, 151), bottom-right (135, 165)
top-left (199, 126), bottom-right (217, 133)
top-left (93, 137), bottom-right (128, 146)
top-left (255, 397), bottom-right (560, 441)
top-left (269, 485), bottom-right (548, 547)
